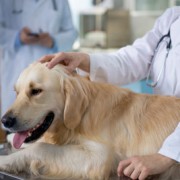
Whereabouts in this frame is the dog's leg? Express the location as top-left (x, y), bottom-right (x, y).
top-left (0, 141), bottom-right (114, 179)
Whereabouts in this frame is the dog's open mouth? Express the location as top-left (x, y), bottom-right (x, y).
top-left (13, 112), bottom-right (55, 149)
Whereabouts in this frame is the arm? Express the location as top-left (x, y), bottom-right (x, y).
top-left (0, 27), bottom-right (19, 51)
top-left (117, 153), bottom-right (175, 180)
top-left (89, 7), bottom-right (180, 85)
top-left (39, 7), bottom-right (180, 84)
top-left (116, 123), bottom-right (180, 179)
top-left (159, 122), bottom-right (180, 162)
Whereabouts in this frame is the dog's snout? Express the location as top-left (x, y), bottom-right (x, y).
top-left (1, 113), bottom-right (17, 128)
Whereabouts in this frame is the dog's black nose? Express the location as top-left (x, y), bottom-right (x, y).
top-left (1, 113), bottom-right (16, 128)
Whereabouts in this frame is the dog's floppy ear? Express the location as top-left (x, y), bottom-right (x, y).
top-left (63, 77), bottom-right (88, 130)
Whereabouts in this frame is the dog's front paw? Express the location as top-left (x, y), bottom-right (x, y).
top-left (0, 156), bottom-right (10, 172)
top-left (0, 155), bottom-right (24, 174)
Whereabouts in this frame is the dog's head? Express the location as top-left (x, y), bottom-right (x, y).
top-left (1, 62), bottom-right (88, 149)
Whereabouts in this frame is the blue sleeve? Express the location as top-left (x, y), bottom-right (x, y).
top-left (14, 31), bottom-right (23, 50)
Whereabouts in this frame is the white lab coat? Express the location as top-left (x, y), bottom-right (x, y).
top-left (89, 7), bottom-right (180, 162)
top-left (0, 0), bottom-right (77, 115)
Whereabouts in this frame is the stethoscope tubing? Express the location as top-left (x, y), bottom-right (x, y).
top-left (146, 31), bottom-right (171, 87)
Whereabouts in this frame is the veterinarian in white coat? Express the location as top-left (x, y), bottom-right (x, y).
top-left (0, 0), bottom-right (77, 116)
top-left (40, 6), bottom-right (180, 180)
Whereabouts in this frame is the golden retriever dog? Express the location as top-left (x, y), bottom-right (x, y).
top-left (0, 62), bottom-right (180, 180)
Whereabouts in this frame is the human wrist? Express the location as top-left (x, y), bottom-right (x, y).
top-left (47, 38), bottom-right (54, 48)
top-left (158, 153), bottom-right (176, 166)
top-left (79, 53), bottom-right (90, 73)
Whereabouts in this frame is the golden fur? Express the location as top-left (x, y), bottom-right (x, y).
top-left (0, 62), bottom-right (180, 179)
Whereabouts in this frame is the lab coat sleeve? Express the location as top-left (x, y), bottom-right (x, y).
top-left (0, 28), bottom-right (16, 50)
top-left (0, 29), bottom-right (19, 52)
top-left (51, 0), bottom-right (78, 52)
top-left (158, 122), bottom-right (180, 162)
top-left (89, 7), bottom-right (179, 86)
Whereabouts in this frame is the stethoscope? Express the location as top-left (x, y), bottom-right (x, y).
top-left (146, 30), bottom-right (171, 87)
top-left (12, 0), bottom-right (57, 14)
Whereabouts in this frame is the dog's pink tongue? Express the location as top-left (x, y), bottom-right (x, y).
top-left (13, 131), bottom-right (29, 149)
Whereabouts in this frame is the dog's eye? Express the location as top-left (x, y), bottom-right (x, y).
top-left (31, 89), bottom-right (42, 96)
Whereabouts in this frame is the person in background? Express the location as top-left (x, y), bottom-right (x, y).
top-left (0, 0), bottom-right (77, 116)
top-left (39, 7), bottom-right (180, 180)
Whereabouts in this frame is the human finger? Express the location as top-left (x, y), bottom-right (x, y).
top-left (22, 27), bottom-right (31, 34)
top-left (117, 159), bottom-right (131, 176)
top-left (38, 54), bottom-right (56, 63)
top-left (20, 27), bottom-right (32, 44)
top-left (46, 53), bottom-right (66, 69)
top-left (138, 170), bottom-right (149, 180)
top-left (130, 168), bottom-right (141, 179)
top-left (64, 62), bottom-right (77, 73)
top-left (123, 164), bottom-right (135, 177)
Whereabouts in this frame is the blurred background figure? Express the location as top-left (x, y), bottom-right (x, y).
top-left (0, 0), bottom-right (77, 116)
